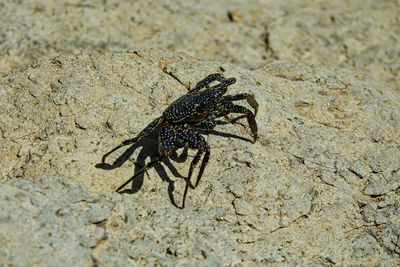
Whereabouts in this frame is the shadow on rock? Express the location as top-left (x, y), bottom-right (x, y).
top-left (95, 118), bottom-right (252, 208)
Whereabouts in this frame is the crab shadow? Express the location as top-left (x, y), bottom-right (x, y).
top-left (95, 119), bottom-right (252, 208)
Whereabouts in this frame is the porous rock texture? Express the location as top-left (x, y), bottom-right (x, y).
top-left (1, 50), bottom-right (400, 265)
top-left (1, 0), bottom-right (400, 266)
top-left (1, 0), bottom-right (399, 89)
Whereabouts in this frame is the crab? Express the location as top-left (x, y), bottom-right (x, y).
top-left (102, 73), bottom-right (258, 208)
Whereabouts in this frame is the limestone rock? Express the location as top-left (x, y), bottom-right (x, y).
top-left (1, 1), bottom-right (399, 89)
top-left (1, 50), bottom-right (399, 265)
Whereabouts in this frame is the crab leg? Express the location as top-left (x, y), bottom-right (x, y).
top-left (226, 104), bottom-right (258, 143)
top-left (203, 101), bottom-right (258, 143)
top-left (102, 116), bottom-right (163, 164)
top-left (115, 153), bottom-right (170, 192)
top-left (222, 93), bottom-right (259, 115)
top-left (115, 123), bottom-right (176, 192)
top-left (176, 128), bottom-right (210, 208)
top-left (191, 73), bottom-right (228, 91)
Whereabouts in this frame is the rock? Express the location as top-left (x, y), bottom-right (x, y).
top-left (1, 0), bottom-right (400, 265)
top-left (1, 50), bottom-right (399, 265)
top-left (0, 175), bottom-right (105, 266)
top-left (1, 1), bottom-right (398, 90)
top-left (268, 1), bottom-right (400, 88)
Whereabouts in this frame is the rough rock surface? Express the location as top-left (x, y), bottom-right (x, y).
top-left (1, 0), bottom-right (399, 89)
top-left (1, 0), bottom-right (400, 265)
top-left (1, 50), bottom-right (399, 265)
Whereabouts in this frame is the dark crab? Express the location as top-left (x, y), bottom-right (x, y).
top-left (102, 73), bottom-right (258, 208)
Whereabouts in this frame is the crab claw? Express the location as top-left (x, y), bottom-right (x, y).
top-left (222, 77), bottom-right (237, 86)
